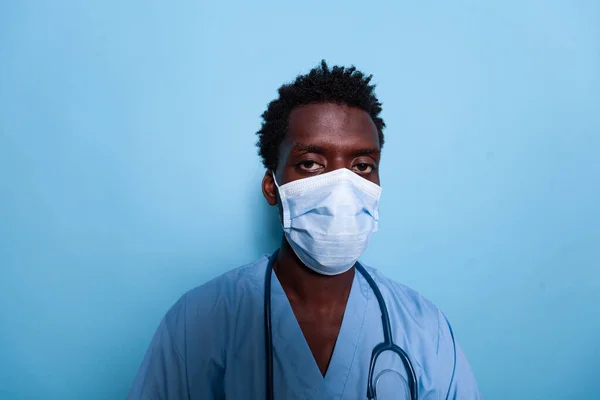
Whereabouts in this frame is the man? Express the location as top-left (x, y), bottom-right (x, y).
top-left (128, 61), bottom-right (481, 399)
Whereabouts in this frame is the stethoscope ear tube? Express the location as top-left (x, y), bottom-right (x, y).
top-left (264, 251), bottom-right (277, 400)
top-left (356, 262), bottom-right (418, 400)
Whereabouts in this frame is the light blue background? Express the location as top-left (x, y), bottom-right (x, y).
top-left (1, 1), bottom-right (599, 399)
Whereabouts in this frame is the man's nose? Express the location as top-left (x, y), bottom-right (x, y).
top-left (326, 157), bottom-right (349, 173)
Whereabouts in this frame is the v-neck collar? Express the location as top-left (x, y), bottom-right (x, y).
top-left (269, 265), bottom-right (370, 399)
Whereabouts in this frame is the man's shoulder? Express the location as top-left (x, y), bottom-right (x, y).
top-left (164, 254), bottom-right (270, 325)
top-left (362, 264), bottom-right (442, 324)
top-left (184, 254), bottom-right (269, 304)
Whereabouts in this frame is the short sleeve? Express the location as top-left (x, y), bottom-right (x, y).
top-left (127, 298), bottom-right (190, 400)
top-left (127, 284), bottom-right (228, 400)
top-left (436, 310), bottom-right (482, 400)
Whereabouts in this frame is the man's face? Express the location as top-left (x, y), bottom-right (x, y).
top-left (262, 102), bottom-right (381, 206)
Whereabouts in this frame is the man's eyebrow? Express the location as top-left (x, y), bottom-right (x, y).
top-left (292, 143), bottom-right (326, 154)
top-left (352, 148), bottom-right (381, 157)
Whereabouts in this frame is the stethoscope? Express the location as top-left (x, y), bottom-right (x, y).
top-left (264, 251), bottom-right (418, 400)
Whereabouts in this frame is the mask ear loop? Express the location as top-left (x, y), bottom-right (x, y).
top-left (271, 171), bottom-right (287, 228)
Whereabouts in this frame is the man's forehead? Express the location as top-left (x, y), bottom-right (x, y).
top-left (286, 104), bottom-right (379, 144)
top-left (288, 103), bottom-right (375, 131)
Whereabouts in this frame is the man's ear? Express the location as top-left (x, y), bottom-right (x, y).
top-left (262, 170), bottom-right (278, 206)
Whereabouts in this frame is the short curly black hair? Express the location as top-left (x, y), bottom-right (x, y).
top-left (256, 60), bottom-right (385, 170)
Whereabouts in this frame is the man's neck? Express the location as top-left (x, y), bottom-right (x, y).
top-left (272, 238), bottom-right (355, 312)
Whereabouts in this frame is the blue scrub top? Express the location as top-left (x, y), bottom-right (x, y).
top-left (128, 254), bottom-right (481, 399)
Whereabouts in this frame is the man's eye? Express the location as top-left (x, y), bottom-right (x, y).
top-left (298, 161), bottom-right (322, 171)
top-left (353, 163), bottom-right (374, 173)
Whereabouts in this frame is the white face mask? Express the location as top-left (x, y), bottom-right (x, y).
top-left (274, 168), bottom-right (382, 276)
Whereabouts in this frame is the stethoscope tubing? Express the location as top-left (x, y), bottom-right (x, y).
top-left (264, 251), bottom-right (418, 400)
